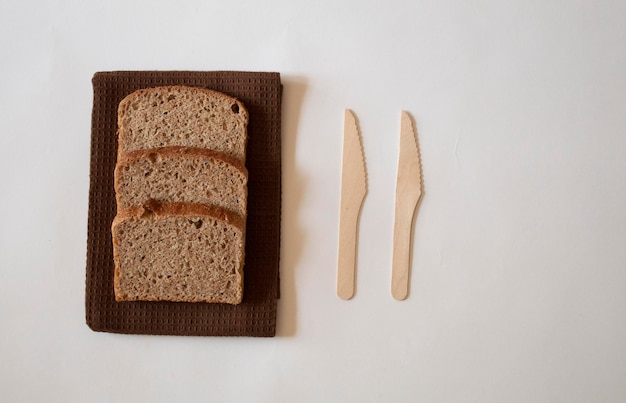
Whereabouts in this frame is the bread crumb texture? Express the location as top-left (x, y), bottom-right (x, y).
top-left (113, 85), bottom-right (249, 305)
top-left (118, 86), bottom-right (248, 161)
top-left (115, 147), bottom-right (248, 215)
top-left (113, 210), bottom-right (244, 304)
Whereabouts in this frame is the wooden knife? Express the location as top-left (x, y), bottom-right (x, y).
top-left (337, 109), bottom-right (367, 300)
top-left (391, 111), bottom-right (423, 300)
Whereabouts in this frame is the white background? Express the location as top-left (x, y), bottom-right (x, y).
top-left (1, 0), bottom-right (625, 402)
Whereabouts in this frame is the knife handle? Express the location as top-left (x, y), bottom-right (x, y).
top-left (337, 206), bottom-right (362, 300)
top-left (391, 199), bottom-right (418, 300)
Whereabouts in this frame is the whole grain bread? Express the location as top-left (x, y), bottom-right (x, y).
top-left (112, 200), bottom-right (245, 304)
top-left (117, 86), bottom-right (249, 161)
top-left (115, 146), bottom-right (248, 216)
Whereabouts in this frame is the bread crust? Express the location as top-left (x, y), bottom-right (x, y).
top-left (112, 199), bottom-right (245, 231)
top-left (116, 146), bottom-right (248, 176)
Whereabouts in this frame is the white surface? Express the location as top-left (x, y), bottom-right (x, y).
top-left (1, 0), bottom-right (625, 402)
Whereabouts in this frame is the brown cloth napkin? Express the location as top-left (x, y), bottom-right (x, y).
top-left (86, 71), bottom-right (281, 336)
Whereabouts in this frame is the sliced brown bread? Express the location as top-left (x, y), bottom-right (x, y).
top-left (112, 200), bottom-right (245, 304)
top-left (115, 146), bottom-right (248, 216)
top-left (117, 86), bottom-right (249, 161)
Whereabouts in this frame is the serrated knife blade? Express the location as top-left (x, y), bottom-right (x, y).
top-left (337, 109), bottom-right (367, 300)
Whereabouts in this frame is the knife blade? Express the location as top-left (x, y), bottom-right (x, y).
top-left (337, 109), bottom-right (367, 300)
top-left (391, 111), bottom-right (423, 300)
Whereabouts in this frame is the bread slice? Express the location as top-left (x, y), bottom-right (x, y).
top-left (115, 146), bottom-right (248, 216)
top-left (117, 86), bottom-right (249, 161)
top-left (112, 200), bottom-right (245, 304)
